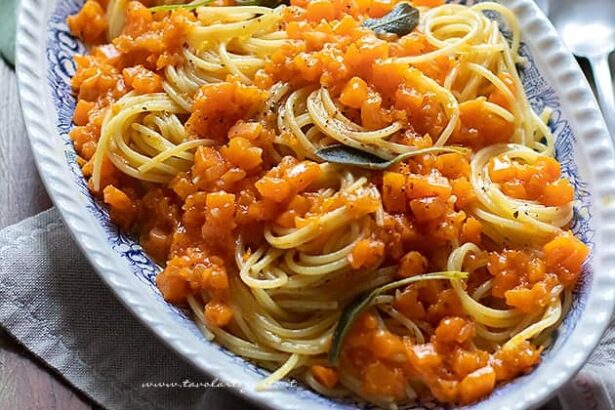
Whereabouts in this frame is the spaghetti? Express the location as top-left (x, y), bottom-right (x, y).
top-left (67, 0), bottom-right (589, 407)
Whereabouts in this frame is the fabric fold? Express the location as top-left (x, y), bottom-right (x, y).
top-left (0, 208), bottom-right (254, 410)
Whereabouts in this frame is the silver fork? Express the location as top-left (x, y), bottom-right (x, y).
top-left (549, 0), bottom-right (615, 137)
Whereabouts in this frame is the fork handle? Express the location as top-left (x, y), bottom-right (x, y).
top-left (588, 53), bottom-right (615, 139)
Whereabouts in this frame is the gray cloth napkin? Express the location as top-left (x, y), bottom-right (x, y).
top-left (558, 324), bottom-right (615, 410)
top-left (0, 208), bottom-right (613, 410)
top-left (0, 208), bottom-right (256, 410)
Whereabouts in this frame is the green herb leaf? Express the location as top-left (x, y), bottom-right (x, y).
top-left (328, 271), bottom-right (468, 366)
top-left (362, 3), bottom-right (420, 37)
top-left (235, 0), bottom-right (289, 7)
top-left (149, 0), bottom-right (215, 13)
top-left (315, 144), bottom-right (470, 170)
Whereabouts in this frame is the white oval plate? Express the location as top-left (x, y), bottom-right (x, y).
top-left (15, 0), bottom-right (615, 409)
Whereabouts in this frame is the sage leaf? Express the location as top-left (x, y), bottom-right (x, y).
top-left (149, 0), bottom-right (214, 13)
top-left (362, 3), bottom-right (420, 37)
top-left (328, 271), bottom-right (468, 366)
top-left (315, 144), bottom-right (470, 170)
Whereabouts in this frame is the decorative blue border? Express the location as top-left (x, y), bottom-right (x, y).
top-left (44, 1), bottom-right (594, 408)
